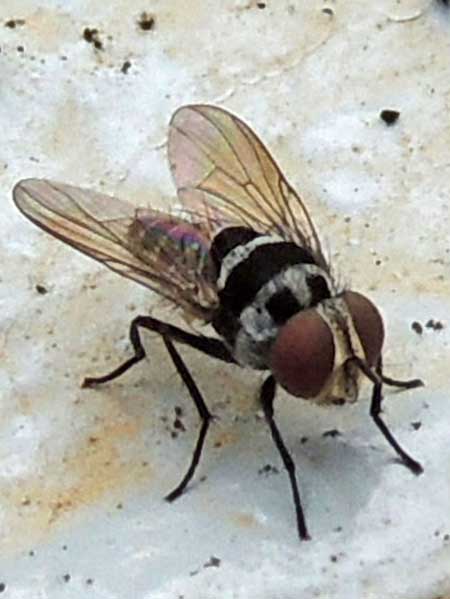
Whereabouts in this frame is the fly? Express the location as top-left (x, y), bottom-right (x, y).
top-left (13, 104), bottom-right (424, 541)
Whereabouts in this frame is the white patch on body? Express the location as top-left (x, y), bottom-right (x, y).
top-left (217, 235), bottom-right (283, 290)
top-left (233, 264), bottom-right (334, 368)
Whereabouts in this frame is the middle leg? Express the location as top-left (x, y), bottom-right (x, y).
top-left (260, 376), bottom-right (310, 541)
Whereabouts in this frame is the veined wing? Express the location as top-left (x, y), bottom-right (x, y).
top-left (168, 104), bottom-right (328, 271)
top-left (13, 179), bottom-right (218, 321)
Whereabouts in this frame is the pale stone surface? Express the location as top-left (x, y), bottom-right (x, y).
top-left (1, 1), bottom-right (450, 597)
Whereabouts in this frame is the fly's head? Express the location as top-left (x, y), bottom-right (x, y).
top-left (269, 291), bottom-right (385, 403)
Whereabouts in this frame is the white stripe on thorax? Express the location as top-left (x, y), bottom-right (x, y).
top-left (217, 234), bottom-right (283, 290)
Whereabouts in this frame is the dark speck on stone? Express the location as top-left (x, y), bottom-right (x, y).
top-left (204, 556), bottom-right (221, 568)
top-left (5, 18), bottom-right (25, 28)
top-left (380, 109), bottom-right (400, 125)
top-left (36, 284), bottom-right (48, 295)
top-left (258, 464), bottom-right (279, 476)
top-left (138, 12), bottom-right (155, 31)
top-left (83, 28), bottom-right (103, 50)
top-left (121, 60), bottom-right (131, 74)
top-left (411, 321), bottom-right (423, 335)
top-left (323, 429), bottom-right (341, 438)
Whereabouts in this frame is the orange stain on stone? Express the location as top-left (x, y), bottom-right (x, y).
top-left (1, 412), bottom-right (152, 556)
top-left (231, 512), bottom-right (258, 529)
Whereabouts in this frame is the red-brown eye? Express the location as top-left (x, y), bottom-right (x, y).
top-left (269, 309), bottom-right (335, 398)
top-left (343, 291), bottom-right (384, 367)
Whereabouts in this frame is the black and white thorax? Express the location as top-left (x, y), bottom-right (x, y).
top-left (210, 226), bottom-right (336, 369)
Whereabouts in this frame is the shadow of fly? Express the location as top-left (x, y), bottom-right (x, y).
top-left (13, 105), bottom-right (423, 541)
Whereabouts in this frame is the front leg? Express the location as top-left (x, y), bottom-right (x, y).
top-left (354, 356), bottom-right (424, 475)
top-left (377, 372), bottom-right (424, 391)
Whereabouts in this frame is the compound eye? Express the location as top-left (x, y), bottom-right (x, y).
top-left (269, 309), bottom-right (335, 398)
top-left (344, 291), bottom-right (384, 367)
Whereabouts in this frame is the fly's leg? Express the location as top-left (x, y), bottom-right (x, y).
top-left (82, 316), bottom-right (234, 388)
top-left (375, 352), bottom-right (424, 390)
top-left (82, 315), bottom-right (236, 500)
top-left (378, 373), bottom-right (424, 390)
top-left (260, 376), bottom-right (310, 541)
top-left (162, 337), bottom-right (211, 501)
top-left (354, 356), bottom-right (424, 475)
top-left (82, 318), bottom-right (146, 387)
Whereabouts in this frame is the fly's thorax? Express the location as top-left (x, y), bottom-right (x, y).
top-left (211, 226), bottom-right (335, 370)
top-left (217, 234), bottom-right (283, 290)
top-left (268, 290), bottom-right (384, 404)
top-left (228, 264), bottom-right (334, 369)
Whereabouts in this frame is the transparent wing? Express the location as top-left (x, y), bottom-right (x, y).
top-left (13, 179), bottom-right (218, 321)
top-left (168, 104), bottom-right (328, 270)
